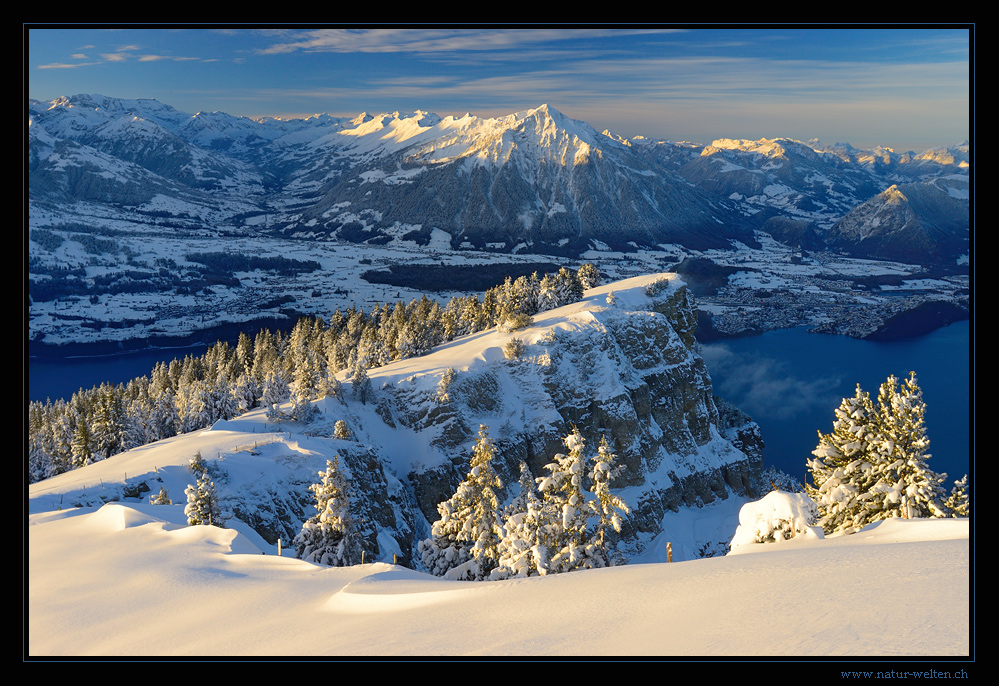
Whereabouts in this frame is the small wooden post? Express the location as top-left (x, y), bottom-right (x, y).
top-left (277, 538), bottom-right (282, 556)
top-left (361, 550), bottom-right (366, 565)
top-left (666, 542), bottom-right (672, 563)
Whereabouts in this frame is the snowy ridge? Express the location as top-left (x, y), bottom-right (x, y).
top-left (28, 272), bottom-right (759, 565)
top-left (29, 94), bottom-right (968, 261)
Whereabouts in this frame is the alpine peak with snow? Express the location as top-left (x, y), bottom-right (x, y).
top-left (28, 94), bottom-right (968, 263)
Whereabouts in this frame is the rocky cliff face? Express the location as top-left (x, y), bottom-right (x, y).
top-left (336, 273), bottom-right (764, 561)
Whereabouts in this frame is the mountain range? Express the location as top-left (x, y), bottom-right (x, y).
top-left (28, 94), bottom-right (970, 265)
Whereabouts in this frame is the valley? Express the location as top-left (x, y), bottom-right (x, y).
top-left (27, 227), bottom-right (969, 356)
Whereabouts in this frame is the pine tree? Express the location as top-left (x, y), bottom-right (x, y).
top-left (494, 462), bottom-right (549, 578)
top-left (537, 427), bottom-right (593, 573)
top-left (294, 455), bottom-right (362, 566)
top-left (585, 435), bottom-right (630, 566)
top-left (419, 425), bottom-right (503, 580)
top-left (185, 470), bottom-right (224, 527)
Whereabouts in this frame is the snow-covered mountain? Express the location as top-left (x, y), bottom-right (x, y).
top-left (28, 273), bottom-right (764, 565)
top-left (826, 180), bottom-right (970, 264)
top-left (28, 94), bottom-right (969, 262)
top-left (278, 104), bottom-right (753, 253)
top-left (27, 272), bottom-right (970, 656)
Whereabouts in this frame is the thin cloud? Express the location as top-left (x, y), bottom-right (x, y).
top-left (257, 28), bottom-right (682, 56)
top-left (37, 62), bottom-right (99, 70)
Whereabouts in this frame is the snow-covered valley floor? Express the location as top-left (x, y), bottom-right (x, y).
top-left (27, 500), bottom-right (969, 659)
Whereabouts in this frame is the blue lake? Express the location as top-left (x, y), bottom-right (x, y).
top-left (700, 320), bottom-right (971, 489)
top-left (28, 344), bottom-right (211, 404)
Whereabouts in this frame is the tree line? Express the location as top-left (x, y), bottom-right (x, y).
top-left (27, 263), bottom-right (602, 483)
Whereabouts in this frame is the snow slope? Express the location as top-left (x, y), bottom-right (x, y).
top-left (27, 501), bottom-right (968, 658)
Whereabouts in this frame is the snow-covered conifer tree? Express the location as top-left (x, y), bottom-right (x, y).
top-left (807, 372), bottom-right (950, 534)
top-left (494, 462), bottom-right (549, 578)
top-left (189, 450), bottom-right (208, 476)
top-left (585, 435), bottom-right (630, 566)
top-left (944, 475), bottom-right (970, 517)
top-left (294, 454), bottom-right (362, 566)
top-left (333, 419), bottom-right (352, 440)
top-left (149, 486), bottom-right (172, 505)
top-left (806, 384), bottom-right (880, 534)
top-left (537, 427), bottom-right (593, 573)
top-left (865, 372), bottom-right (948, 520)
top-left (576, 263), bottom-right (601, 290)
top-left (351, 364), bottom-right (374, 405)
top-left (436, 367), bottom-right (457, 405)
top-left (70, 416), bottom-right (96, 468)
top-left (419, 425), bottom-right (503, 580)
top-left (185, 469), bottom-right (224, 527)
top-left (261, 369), bottom-right (290, 418)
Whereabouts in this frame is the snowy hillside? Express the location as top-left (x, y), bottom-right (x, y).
top-left (28, 273), bottom-right (763, 565)
top-left (27, 498), bottom-right (969, 657)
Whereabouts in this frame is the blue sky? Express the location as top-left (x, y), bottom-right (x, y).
top-left (26, 26), bottom-right (971, 152)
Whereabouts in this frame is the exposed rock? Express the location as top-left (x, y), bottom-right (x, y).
top-left (348, 273), bottom-right (765, 561)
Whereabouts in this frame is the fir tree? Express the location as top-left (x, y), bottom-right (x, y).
top-left (585, 435), bottom-right (630, 567)
top-left (185, 470), bottom-right (224, 527)
top-left (537, 427), bottom-right (593, 573)
top-left (807, 372), bottom-right (949, 534)
top-left (70, 416), bottom-right (96, 469)
top-left (294, 455), bottom-right (362, 566)
top-left (333, 419), bottom-right (352, 440)
top-left (944, 475), bottom-right (970, 517)
top-left (149, 486), bottom-right (172, 505)
top-left (419, 425), bottom-right (503, 580)
top-left (351, 364), bottom-right (374, 405)
top-left (866, 372), bottom-right (948, 520)
top-left (494, 462), bottom-right (549, 578)
top-left (806, 384), bottom-right (880, 534)
top-left (576, 263), bottom-right (601, 290)
top-left (189, 450), bottom-right (208, 476)
top-left (436, 367), bottom-right (458, 405)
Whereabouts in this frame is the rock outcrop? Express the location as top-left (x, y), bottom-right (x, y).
top-left (338, 273), bottom-right (764, 561)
